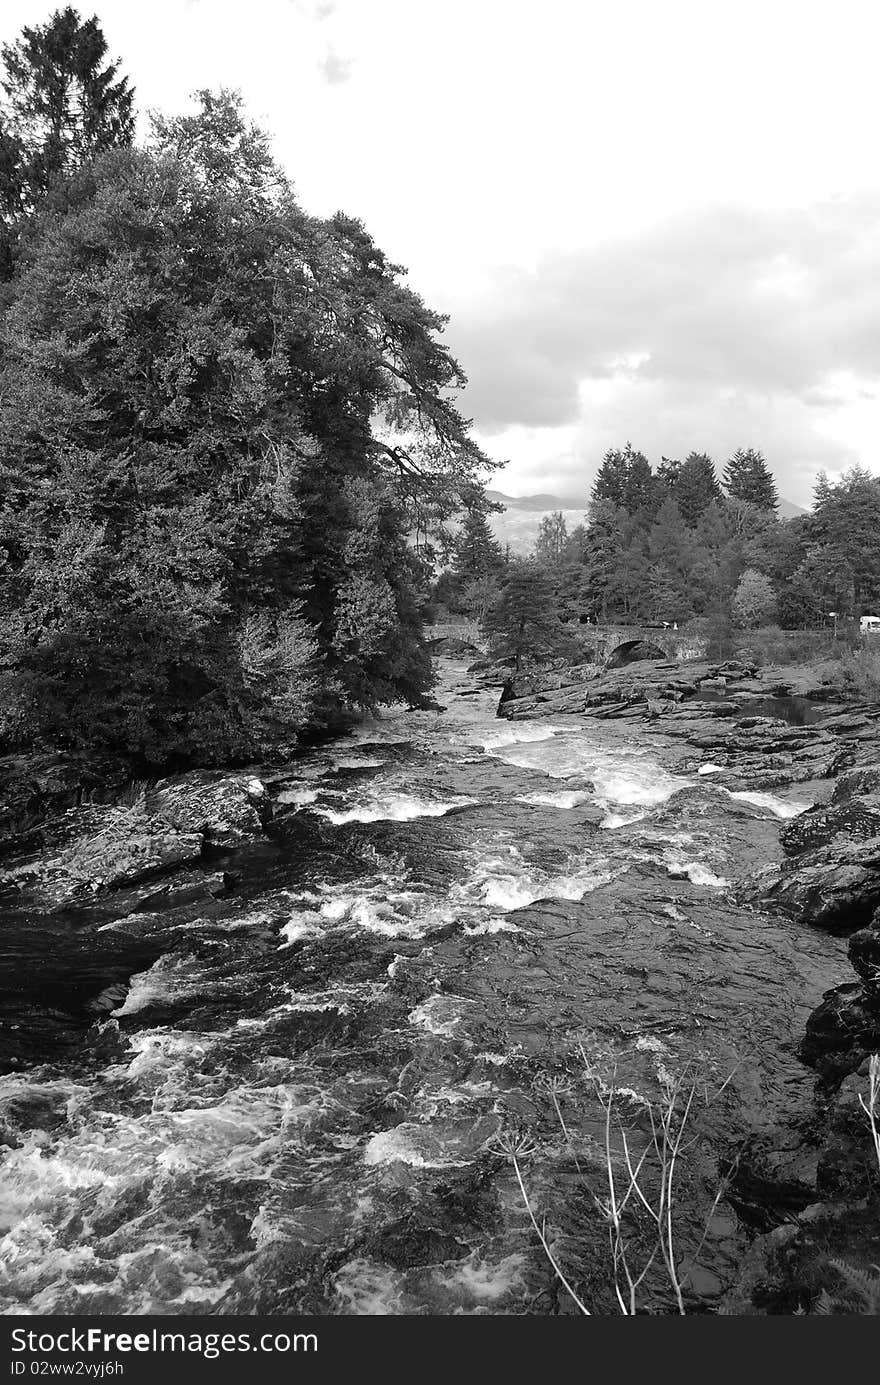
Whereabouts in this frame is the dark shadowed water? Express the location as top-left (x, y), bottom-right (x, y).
top-left (684, 691), bottom-right (834, 726)
top-left (0, 662), bottom-right (849, 1314)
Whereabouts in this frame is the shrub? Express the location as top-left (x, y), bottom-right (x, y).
top-left (837, 647), bottom-right (880, 703)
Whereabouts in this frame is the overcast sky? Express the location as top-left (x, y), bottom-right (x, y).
top-left (3, 0), bottom-right (880, 504)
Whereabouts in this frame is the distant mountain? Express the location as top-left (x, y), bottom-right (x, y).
top-left (485, 488), bottom-right (806, 554)
top-left (778, 497), bottom-right (806, 519)
top-left (485, 491), bottom-right (584, 554)
top-left (486, 489), bottom-right (583, 512)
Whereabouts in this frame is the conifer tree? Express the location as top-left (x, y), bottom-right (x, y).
top-left (481, 560), bottom-right (574, 671)
top-left (452, 506), bottom-right (504, 582)
top-left (674, 452), bottom-right (722, 524)
top-left (724, 447), bottom-right (779, 512)
top-left (0, 7), bottom-right (135, 276)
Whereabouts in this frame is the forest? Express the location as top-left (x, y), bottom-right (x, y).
top-left (436, 445), bottom-right (880, 666)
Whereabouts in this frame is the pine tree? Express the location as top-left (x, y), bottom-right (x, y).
top-left (675, 452), bottom-right (722, 524)
top-left (813, 470), bottom-right (831, 509)
top-left (0, 7), bottom-right (135, 276)
top-left (591, 443), bottom-right (654, 516)
top-left (581, 499), bottom-right (625, 621)
top-left (452, 506), bottom-right (503, 582)
top-left (724, 447), bottom-right (779, 512)
top-left (656, 456), bottom-right (683, 493)
top-left (623, 446), bottom-right (655, 515)
top-left (481, 560), bottom-right (574, 671)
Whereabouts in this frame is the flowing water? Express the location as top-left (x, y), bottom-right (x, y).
top-left (0, 661), bottom-right (850, 1315)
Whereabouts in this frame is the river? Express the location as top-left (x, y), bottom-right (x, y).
top-left (0, 659), bottom-right (850, 1314)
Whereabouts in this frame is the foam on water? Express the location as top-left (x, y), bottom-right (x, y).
top-left (664, 857), bottom-right (730, 888)
top-left (112, 955), bottom-right (217, 1017)
top-left (455, 844), bottom-right (615, 911)
top-left (284, 882), bottom-right (458, 941)
top-left (724, 788), bottom-right (812, 819)
top-left (477, 724), bottom-right (561, 752)
top-left (332, 1258), bottom-right (404, 1314)
top-left (698, 762), bottom-right (725, 776)
top-left (276, 785), bottom-right (321, 807)
top-left (408, 995), bottom-right (469, 1037)
top-left (315, 791), bottom-right (475, 825)
top-left (483, 723), bottom-right (694, 826)
top-left (433, 1251), bottom-right (526, 1303)
top-left (515, 788), bottom-right (594, 809)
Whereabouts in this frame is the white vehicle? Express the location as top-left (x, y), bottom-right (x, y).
top-left (860, 614), bottom-right (880, 635)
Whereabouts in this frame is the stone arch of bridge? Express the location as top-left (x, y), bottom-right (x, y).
top-left (604, 636), bottom-right (669, 668)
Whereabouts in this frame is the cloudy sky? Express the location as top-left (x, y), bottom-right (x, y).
top-left (3, 0), bottom-right (880, 505)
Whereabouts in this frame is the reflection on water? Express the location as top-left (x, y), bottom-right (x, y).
top-left (685, 690), bottom-right (833, 726)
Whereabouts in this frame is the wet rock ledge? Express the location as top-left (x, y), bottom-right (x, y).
top-left (1, 770), bottom-right (270, 911)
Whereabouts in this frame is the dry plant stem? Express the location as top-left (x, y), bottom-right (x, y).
top-left (859, 1053), bottom-right (880, 1176)
top-left (508, 1150), bottom-right (591, 1315)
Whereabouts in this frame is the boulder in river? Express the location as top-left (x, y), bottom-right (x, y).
top-left (741, 838), bottom-right (880, 933)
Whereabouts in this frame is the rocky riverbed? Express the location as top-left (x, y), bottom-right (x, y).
top-left (489, 650), bottom-right (880, 1310)
top-left (1, 652), bottom-right (879, 1313)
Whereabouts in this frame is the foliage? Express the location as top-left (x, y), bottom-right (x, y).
top-left (481, 559), bottom-right (576, 670)
top-left (815, 1260), bottom-right (880, 1316)
top-left (452, 504), bottom-right (504, 583)
top-left (0, 6), bottom-right (134, 277)
top-left (0, 74), bottom-right (491, 764)
top-left (591, 443), bottom-right (654, 517)
top-left (724, 447), bottom-right (779, 512)
top-left (730, 568), bottom-right (778, 628)
top-left (534, 509), bottom-right (569, 567)
top-left (837, 647), bottom-right (880, 704)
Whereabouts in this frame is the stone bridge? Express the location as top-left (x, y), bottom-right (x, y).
top-left (577, 624), bottom-right (707, 667)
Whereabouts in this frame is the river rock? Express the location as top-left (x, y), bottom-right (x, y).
top-left (780, 798), bottom-right (880, 855)
top-left (2, 772), bottom-right (268, 907)
top-left (831, 765), bottom-right (880, 802)
top-left (0, 750), bottom-right (130, 854)
top-left (151, 771), bottom-right (270, 845)
top-left (799, 983), bottom-right (880, 1082)
top-left (742, 837), bottom-right (880, 932)
top-left (848, 923), bottom-right (880, 989)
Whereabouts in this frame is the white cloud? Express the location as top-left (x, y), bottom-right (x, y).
top-left (3, 0), bottom-right (880, 504)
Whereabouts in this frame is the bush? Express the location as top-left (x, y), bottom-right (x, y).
top-left (837, 647), bottom-right (880, 703)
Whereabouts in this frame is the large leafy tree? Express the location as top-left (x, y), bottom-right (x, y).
top-left (731, 568), bottom-right (778, 628)
top-left (0, 91), bottom-right (491, 762)
top-left (0, 7), bottom-right (135, 277)
top-left (534, 510), bottom-right (568, 567)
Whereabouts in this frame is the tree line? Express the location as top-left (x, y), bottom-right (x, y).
top-left (437, 444), bottom-right (880, 669)
top-left (0, 8), bottom-right (495, 766)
